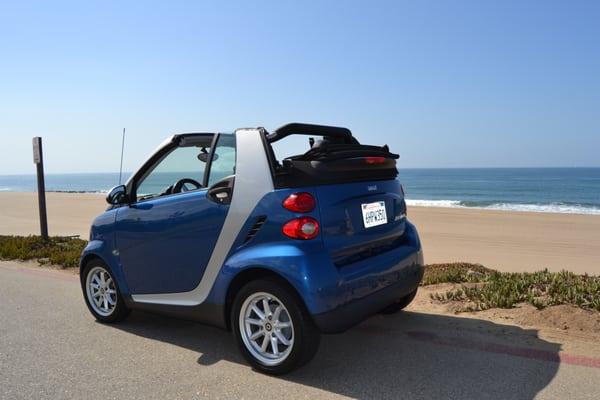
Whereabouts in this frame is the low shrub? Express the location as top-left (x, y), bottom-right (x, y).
top-left (430, 268), bottom-right (600, 312)
top-left (422, 262), bottom-right (493, 285)
top-left (0, 235), bottom-right (86, 269)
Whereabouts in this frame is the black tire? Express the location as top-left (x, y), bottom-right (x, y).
top-left (231, 278), bottom-right (320, 375)
top-left (81, 259), bottom-right (130, 323)
top-left (380, 288), bottom-right (418, 315)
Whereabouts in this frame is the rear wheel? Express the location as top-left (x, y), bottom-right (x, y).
top-left (380, 288), bottom-right (418, 315)
top-left (231, 278), bottom-right (320, 375)
top-left (81, 259), bottom-right (130, 323)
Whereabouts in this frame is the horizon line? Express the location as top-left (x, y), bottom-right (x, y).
top-left (2, 165), bottom-right (600, 176)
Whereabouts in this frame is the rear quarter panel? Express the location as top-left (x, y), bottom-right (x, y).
top-left (205, 189), bottom-right (339, 313)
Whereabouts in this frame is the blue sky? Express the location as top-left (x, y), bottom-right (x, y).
top-left (0, 0), bottom-right (599, 174)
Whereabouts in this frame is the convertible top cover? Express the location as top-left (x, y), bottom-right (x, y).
top-left (263, 123), bottom-right (399, 188)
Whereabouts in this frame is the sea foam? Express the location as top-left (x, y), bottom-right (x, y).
top-left (405, 199), bottom-right (600, 215)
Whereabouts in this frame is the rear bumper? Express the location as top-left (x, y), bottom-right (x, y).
top-left (309, 220), bottom-right (424, 334)
top-left (312, 253), bottom-right (423, 333)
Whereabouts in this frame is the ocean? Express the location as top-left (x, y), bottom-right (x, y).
top-left (1, 168), bottom-right (599, 215)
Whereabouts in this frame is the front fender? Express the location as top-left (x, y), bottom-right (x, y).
top-left (80, 207), bottom-right (130, 295)
top-left (80, 239), bottom-right (130, 295)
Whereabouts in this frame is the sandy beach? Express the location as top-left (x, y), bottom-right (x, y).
top-left (1, 192), bottom-right (599, 274)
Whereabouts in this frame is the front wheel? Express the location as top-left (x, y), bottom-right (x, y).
top-left (81, 259), bottom-right (130, 323)
top-left (231, 278), bottom-right (320, 375)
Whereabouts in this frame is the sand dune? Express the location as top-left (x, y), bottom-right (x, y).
top-left (1, 192), bottom-right (598, 274)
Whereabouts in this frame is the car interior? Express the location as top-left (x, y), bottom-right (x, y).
top-left (135, 136), bottom-right (216, 202)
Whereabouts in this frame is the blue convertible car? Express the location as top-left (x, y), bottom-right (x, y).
top-left (80, 123), bottom-right (424, 374)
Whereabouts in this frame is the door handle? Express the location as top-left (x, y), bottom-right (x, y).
top-left (208, 187), bottom-right (232, 204)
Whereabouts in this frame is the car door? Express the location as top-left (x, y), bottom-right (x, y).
top-left (115, 133), bottom-right (237, 294)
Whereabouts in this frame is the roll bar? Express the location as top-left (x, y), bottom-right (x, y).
top-left (265, 123), bottom-right (358, 144)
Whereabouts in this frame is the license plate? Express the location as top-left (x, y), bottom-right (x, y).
top-left (361, 201), bottom-right (388, 228)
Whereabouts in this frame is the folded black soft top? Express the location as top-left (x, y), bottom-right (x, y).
top-left (288, 143), bottom-right (399, 162)
top-left (263, 122), bottom-right (400, 188)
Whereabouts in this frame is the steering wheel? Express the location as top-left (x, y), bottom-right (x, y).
top-left (173, 178), bottom-right (202, 194)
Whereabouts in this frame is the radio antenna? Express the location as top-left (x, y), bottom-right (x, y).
top-left (119, 128), bottom-right (126, 184)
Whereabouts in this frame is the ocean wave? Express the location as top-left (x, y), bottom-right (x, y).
top-left (49, 190), bottom-right (109, 194)
top-left (405, 199), bottom-right (463, 208)
top-left (405, 199), bottom-right (600, 215)
top-left (0, 188), bottom-right (108, 194)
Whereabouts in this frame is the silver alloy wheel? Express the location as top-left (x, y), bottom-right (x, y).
top-left (239, 292), bottom-right (295, 366)
top-left (86, 266), bottom-right (117, 317)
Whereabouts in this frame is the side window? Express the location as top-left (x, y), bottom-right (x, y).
top-left (208, 135), bottom-right (236, 186)
top-left (136, 137), bottom-right (213, 201)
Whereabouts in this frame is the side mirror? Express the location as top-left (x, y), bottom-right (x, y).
top-left (106, 185), bottom-right (128, 205)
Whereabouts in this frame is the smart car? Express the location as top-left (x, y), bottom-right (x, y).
top-left (80, 123), bottom-right (424, 374)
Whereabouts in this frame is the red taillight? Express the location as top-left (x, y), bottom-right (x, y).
top-left (282, 192), bottom-right (315, 213)
top-left (282, 217), bottom-right (320, 240)
top-left (365, 156), bottom-right (386, 165)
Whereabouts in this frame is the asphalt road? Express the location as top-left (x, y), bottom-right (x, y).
top-left (1, 261), bottom-right (599, 400)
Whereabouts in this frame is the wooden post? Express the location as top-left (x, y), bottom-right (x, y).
top-left (33, 137), bottom-right (49, 240)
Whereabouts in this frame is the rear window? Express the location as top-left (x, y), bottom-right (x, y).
top-left (270, 135), bottom-right (325, 163)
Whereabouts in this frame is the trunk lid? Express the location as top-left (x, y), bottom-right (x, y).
top-left (314, 179), bottom-right (407, 267)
